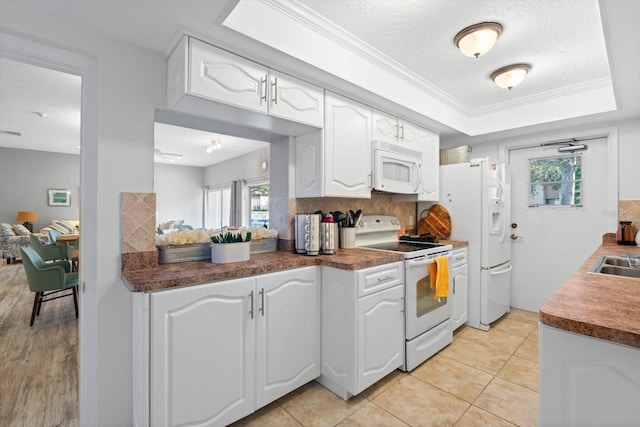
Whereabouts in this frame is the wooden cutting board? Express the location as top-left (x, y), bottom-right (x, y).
top-left (418, 204), bottom-right (451, 239)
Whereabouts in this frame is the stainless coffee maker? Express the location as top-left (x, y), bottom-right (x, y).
top-left (320, 221), bottom-right (337, 255)
top-left (295, 213), bottom-right (321, 256)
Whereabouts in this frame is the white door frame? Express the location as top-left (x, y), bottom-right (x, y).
top-left (0, 31), bottom-right (99, 425)
top-left (498, 126), bottom-right (619, 234)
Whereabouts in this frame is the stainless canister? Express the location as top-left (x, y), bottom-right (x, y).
top-left (320, 222), bottom-right (337, 255)
top-left (295, 213), bottom-right (321, 255)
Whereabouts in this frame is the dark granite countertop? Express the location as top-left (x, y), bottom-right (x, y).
top-left (123, 248), bottom-right (404, 293)
top-left (540, 234), bottom-right (640, 349)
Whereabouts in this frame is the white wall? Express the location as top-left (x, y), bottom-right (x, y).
top-left (0, 147), bottom-right (80, 230)
top-left (1, 6), bottom-right (165, 426)
top-left (203, 148), bottom-right (270, 187)
top-left (618, 118), bottom-right (640, 200)
top-left (154, 163), bottom-right (204, 228)
top-left (451, 118), bottom-right (640, 201)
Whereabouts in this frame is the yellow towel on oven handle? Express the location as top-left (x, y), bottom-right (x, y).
top-left (429, 256), bottom-right (450, 299)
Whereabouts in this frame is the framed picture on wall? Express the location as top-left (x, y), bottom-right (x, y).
top-left (48, 189), bottom-right (71, 206)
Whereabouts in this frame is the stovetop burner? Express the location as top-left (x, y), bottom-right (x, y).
top-left (362, 241), bottom-right (444, 253)
top-left (399, 233), bottom-right (439, 243)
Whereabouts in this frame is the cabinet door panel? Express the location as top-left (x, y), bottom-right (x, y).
top-left (150, 278), bottom-right (255, 427)
top-left (372, 109), bottom-right (398, 143)
top-left (451, 263), bottom-right (468, 330)
top-left (420, 129), bottom-right (439, 200)
top-left (325, 92), bottom-right (372, 198)
top-left (357, 285), bottom-right (404, 393)
top-left (189, 38), bottom-right (267, 113)
top-left (270, 71), bottom-right (324, 127)
top-left (255, 267), bottom-right (320, 408)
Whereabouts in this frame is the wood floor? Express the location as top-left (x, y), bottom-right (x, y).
top-left (0, 261), bottom-right (79, 426)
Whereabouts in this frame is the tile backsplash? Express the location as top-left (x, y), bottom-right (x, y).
top-left (295, 193), bottom-right (416, 232)
top-left (619, 199), bottom-right (640, 233)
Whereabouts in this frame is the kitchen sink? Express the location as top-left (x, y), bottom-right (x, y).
top-left (588, 255), bottom-right (640, 279)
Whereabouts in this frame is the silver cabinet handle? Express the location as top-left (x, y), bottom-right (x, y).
top-left (400, 123), bottom-right (404, 141)
top-left (259, 288), bottom-right (265, 316)
top-left (260, 76), bottom-right (267, 104)
top-left (394, 122), bottom-right (399, 141)
top-left (271, 76), bottom-right (278, 104)
top-left (377, 275), bottom-right (394, 282)
top-left (452, 277), bottom-right (456, 295)
top-left (249, 291), bottom-right (254, 319)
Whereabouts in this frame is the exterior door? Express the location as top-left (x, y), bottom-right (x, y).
top-left (508, 137), bottom-right (611, 312)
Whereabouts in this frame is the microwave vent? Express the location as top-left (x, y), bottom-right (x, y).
top-left (440, 145), bottom-right (472, 165)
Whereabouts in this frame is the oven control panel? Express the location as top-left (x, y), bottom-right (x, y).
top-left (356, 215), bottom-right (402, 234)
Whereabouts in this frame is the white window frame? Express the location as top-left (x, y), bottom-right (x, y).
top-left (528, 153), bottom-right (584, 209)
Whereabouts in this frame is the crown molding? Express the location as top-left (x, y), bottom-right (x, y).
top-left (260, 0), bottom-right (469, 114)
top-left (472, 77), bottom-right (614, 116)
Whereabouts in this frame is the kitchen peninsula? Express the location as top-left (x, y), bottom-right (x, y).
top-left (123, 248), bottom-right (403, 292)
top-left (539, 234), bottom-right (640, 426)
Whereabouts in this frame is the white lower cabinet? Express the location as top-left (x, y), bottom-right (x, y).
top-left (255, 268), bottom-right (321, 408)
top-left (540, 323), bottom-right (640, 426)
top-left (318, 262), bottom-right (405, 400)
top-left (140, 267), bottom-right (320, 427)
top-left (451, 247), bottom-right (468, 330)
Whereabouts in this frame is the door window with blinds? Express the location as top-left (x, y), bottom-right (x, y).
top-left (528, 154), bottom-right (583, 207)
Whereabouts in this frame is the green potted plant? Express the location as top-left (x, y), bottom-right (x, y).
top-left (210, 230), bottom-right (252, 263)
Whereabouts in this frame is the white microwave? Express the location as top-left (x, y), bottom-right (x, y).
top-left (372, 140), bottom-right (423, 194)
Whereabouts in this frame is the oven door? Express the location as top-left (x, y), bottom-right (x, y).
top-left (373, 148), bottom-right (422, 194)
top-left (405, 254), bottom-right (453, 340)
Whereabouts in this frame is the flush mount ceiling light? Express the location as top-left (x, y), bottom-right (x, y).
top-left (205, 138), bottom-right (222, 153)
top-left (454, 22), bottom-right (503, 58)
top-left (490, 64), bottom-right (531, 90)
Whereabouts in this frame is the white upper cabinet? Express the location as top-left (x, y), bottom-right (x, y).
top-left (372, 109), bottom-right (420, 151)
top-left (323, 92), bottom-right (372, 198)
top-left (295, 92), bottom-right (372, 198)
top-left (189, 37), bottom-right (268, 114)
top-left (420, 128), bottom-right (440, 200)
top-left (169, 36), bottom-right (324, 128)
top-left (268, 70), bottom-right (324, 127)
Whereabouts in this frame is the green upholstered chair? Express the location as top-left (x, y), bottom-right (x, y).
top-left (29, 233), bottom-right (67, 262)
top-left (20, 247), bottom-right (78, 326)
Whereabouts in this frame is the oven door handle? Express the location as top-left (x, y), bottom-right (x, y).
top-left (406, 253), bottom-right (451, 268)
top-left (406, 256), bottom-right (434, 267)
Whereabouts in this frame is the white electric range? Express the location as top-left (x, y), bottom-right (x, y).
top-left (356, 215), bottom-right (454, 371)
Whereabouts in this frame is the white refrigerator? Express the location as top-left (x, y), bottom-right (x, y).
top-left (420, 158), bottom-right (511, 331)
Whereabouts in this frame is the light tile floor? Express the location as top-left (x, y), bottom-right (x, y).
top-left (231, 308), bottom-right (539, 427)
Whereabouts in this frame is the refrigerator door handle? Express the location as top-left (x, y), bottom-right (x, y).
top-left (490, 264), bottom-right (512, 276)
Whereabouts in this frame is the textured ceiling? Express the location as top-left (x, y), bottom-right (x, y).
top-left (297, 0), bottom-right (610, 110)
top-left (0, 0), bottom-right (637, 163)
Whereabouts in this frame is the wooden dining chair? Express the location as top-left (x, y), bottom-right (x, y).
top-left (20, 247), bottom-right (78, 326)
